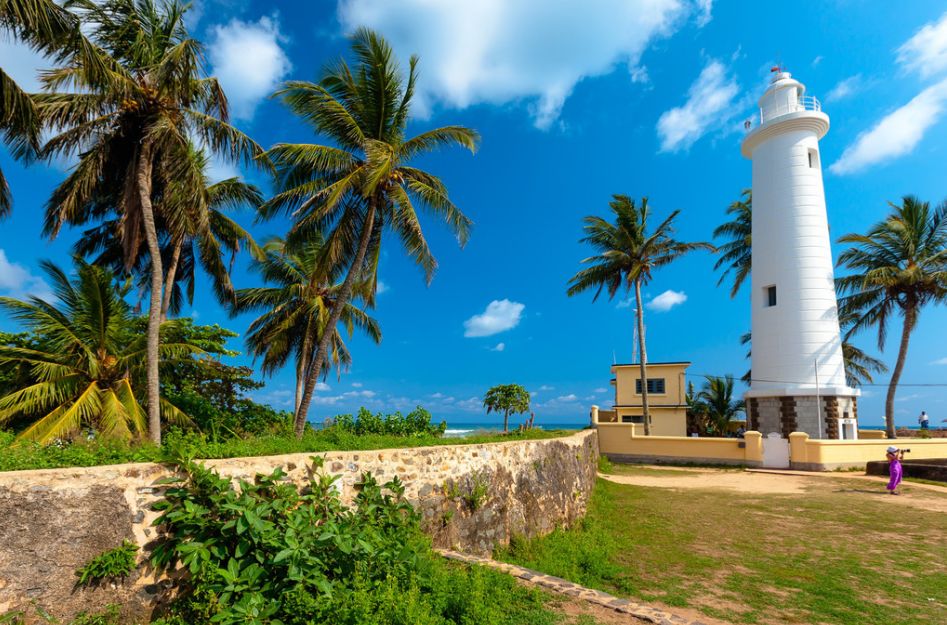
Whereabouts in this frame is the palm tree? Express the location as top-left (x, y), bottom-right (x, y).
top-left (696, 375), bottom-right (744, 436)
top-left (0, 0), bottom-right (80, 215)
top-left (73, 144), bottom-right (263, 321)
top-left (483, 384), bottom-right (531, 433)
top-left (37, 0), bottom-right (263, 443)
top-left (837, 196), bottom-right (947, 439)
top-left (0, 259), bottom-right (197, 443)
top-left (233, 236), bottom-right (382, 414)
top-left (262, 28), bottom-right (478, 437)
top-left (713, 189), bottom-right (752, 298)
top-left (567, 195), bottom-right (713, 434)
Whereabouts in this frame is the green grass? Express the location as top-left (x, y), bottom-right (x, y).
top-left (0, 427), bottom-right (577, 473)
top-left (606, 464), bottom-right (705, 478)
top-left (497, 478), bottom-right (947, 625)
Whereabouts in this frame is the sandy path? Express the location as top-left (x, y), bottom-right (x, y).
top-left (600, 467), bottom-right (947, 513)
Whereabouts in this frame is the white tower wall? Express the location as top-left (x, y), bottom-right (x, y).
top-left (741, 71), bottom-right (858, 439)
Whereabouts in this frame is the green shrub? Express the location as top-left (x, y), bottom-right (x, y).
top-left (597, 455), bottom-right (614, 473)
top-left (332, 406), bottom-right (447, 437)
top-left (150, 458), bottom-right (555, 625)
top-left (75, 541), bottom-right (138, 586)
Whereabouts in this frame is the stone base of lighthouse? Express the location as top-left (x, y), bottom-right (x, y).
top-left (746, 394), bottom-right (858, 440)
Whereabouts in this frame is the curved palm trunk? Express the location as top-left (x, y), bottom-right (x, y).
top-left (293, 201), bottom-right (377, 438)
top-left (635, 279), bottom-right (651, 435)
top-left (160, 239), bottom-right (182, 323)
top-left (884, 305), bottom-right (916, 440)
top-left (295, 327), bottom-right (312, 414)
top-left (136, 142), bottom-right (163, 445)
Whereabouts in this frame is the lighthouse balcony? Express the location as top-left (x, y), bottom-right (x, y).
top-left (760, 95), bottom-right (821, 124)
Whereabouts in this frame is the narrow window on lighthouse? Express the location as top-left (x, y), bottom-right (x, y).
top-left (765, 285), bottom-right (777, 307)
top-left (807, 148), bottom-right (818, 168)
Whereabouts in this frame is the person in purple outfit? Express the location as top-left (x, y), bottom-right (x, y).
top-left (885, 445), bottom-right (904, 495)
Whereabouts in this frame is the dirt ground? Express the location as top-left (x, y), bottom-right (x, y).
top-left (600, 466), bottom-right (947, 513)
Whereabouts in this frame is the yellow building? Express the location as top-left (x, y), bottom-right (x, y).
top-left (601, 362), bottom-right (690, 436)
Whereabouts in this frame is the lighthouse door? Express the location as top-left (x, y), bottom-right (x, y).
top-left (761, 432), bottom-right (790, 468)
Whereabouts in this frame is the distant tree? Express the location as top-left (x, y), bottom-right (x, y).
top-left (483, 384), bottom-right (531, 433)
top-left (685, 380), bottom-right (709, 435)
top-left (0, 259), bottom-right (199, 443)
top-left (696, 375), bottom-right (744, 436)
top-left (837, 196), bottom-right (947, 439)
top-left (262, 28), bottom-right (478, 438)
top-left (567, 195), bottom-right (713, 434)
top-left (713, 189), bottom-right (752, 298)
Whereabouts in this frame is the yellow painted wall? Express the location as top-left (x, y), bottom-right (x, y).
top-left (612, 363), bottom-right (688, 407)
top-left (856, 429), bottom-right (886, 440)
top-left (613, 406), bottom-right (687, 436)
top-left (596, 423), bottom-right (756, 465)
top-left (790, 432), bottom-right (947, 469)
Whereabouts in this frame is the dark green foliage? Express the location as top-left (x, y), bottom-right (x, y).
top-left (75, 541), bottom-right (138, 586)
top-left (150, 459), bottom-right (555, 625)
top-left (332, 406), bottom-right (447, 437)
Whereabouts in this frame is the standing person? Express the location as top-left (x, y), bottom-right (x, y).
top-left (918, 411), bottom-right (930, 430)
top-left (885, 446), bottom-right (904, 495)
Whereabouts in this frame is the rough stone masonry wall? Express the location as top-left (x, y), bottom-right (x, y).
top-left (0, 430), bottom-right (597, 622)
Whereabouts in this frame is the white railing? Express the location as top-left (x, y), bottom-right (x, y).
top-left (759, 95), bottom-right (822, 123)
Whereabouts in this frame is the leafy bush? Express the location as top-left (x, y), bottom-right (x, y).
top-left (150, 459), bottom-right (556, 625)
top-left (597, 455), bottom-right (614, 473)
top-left (331, 406), bottom-right (447, 437)
top-left (75, 541), bottom-right (139, 586)
top-left (0, 604), bottom-right (122, 625)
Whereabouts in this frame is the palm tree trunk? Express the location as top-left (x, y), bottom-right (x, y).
top-left (136, 142), bottom-right (163, 445)
top-left (635, 279), bottom-right (651, 435)
top-left (293, 200), bottom-right (377, 438)
top-left (160, 239), bottom-right (182, 323)
top-left (884, 305), bottom-right (916, 439)
top-left (295, 334), bottom-right (311, 414)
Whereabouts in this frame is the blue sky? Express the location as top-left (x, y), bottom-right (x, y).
top-left (2, 1), bottom-right (947, 427)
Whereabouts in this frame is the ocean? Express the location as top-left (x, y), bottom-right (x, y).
top-left (442, 421), bottom-right (589, 437)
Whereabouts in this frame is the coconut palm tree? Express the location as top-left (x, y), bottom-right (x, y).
top-left (567, 195), bottom-right (713, 434)
top-left (696, 375), bottom-right (744, 436)
top-left (38, 0), bottom-right (263, 443)
top-left (837, 196), bottom-right (947, 439)
top-left (0, 259), bottom-right (197, 443)
top-left (713, 189), bottom-right (752, 298)
top-left (73, 144), bottom-right (263, 321)
top-left (0, 0), bottom-right (81, 215)
top-left (262, 28), bottom-right (478, 437)
top-left (233, 236), bottom-right (381, 414)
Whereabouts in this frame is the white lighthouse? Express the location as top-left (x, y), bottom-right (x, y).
top-left (740, 70), bottom-right (859, 440)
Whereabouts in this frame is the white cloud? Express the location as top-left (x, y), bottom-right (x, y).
top-left (830, 77), bottom-right (947, 175)
top-left (207, 16), bottom-right (291, 120)
top-left (556, 394), bottom-right (579, 402)
top-left (811, 55), bottom-right (824, 67)
top-left (539, 385), bottom-right (555, 391)
top-left (897, 11), bottom-right (947, 78)
top-left (463, 299), bottom-right (525, 337)
top-left (456, 396), bottom-right (484, 412)
top-left (338, 0), bottom-right (707, 129)
top-left (695, 0), bottom-right (713, 28)
top-left (932, 357), bottom-right (947, 365)
top-left (376, 280), bottom-right (390, 294)
top-left (825, 74), bottom-right (863, 102)
top-left (646, 289), bottom-right (687, 311)
top-left (0, 250), bottom-right (54, 301)
top-left (490, 342), bottom-right (506, 352)
top-left (351, 382), bottom-right (364, 388)
top-left (616, 298), bottom-right (634, 309)
top-left (316, 382), bottom-right (331, 391)
top-left (656, 59), bottom-right (741, 152)
top-left (594, 387), bottom-right (608, 393)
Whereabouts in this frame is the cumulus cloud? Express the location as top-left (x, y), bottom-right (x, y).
top-left (646, 289), bottom-right (687, 311)
top-left (830, 78), bottom-right (947, 175)
top-left (0, 250), bottom-right (54, 301)
top-left (338, 0), bottom-right (708, 129)
top-left (656, 59), bottom-right (741, 152)
top-left (556, 394), bottom-right (579, 402)
top-left (897, 11), bottom-right (947, 78)
top-left (695, 0), bottom-right (713, 28)
top-left (208, 16), bottom-right (291, 120)
top-left (463, 299), bottom-right (525, 337)
top-left (490, 342), bottom-right (506, 352)
top-left (825, 74), bottom-right (863, 102)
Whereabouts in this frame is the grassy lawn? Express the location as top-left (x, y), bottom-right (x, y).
top-left (497, 477), bottom-right (947, 625)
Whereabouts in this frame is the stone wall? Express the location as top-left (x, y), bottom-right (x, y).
top-left (0, 430), bottom-right (598, 622)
